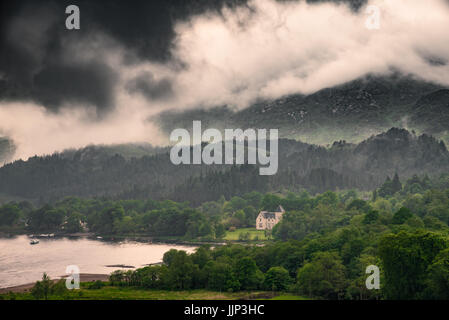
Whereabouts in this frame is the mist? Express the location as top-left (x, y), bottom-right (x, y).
top-left (1, 0), bottom-right (449, 161)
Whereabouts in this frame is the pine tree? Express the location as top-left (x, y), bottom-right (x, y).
top-left (392, 173), bottom-right (402, 194)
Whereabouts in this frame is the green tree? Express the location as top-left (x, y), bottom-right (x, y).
top-left (263, 266), bottom-right (292, 291)
top-left (243, 206), bottom-right (257, 226)
top-left (378, 176), bottom-right (394, 197)
top-left (234, 210), bottom-right (246, 228)
top-left (138, 265), bottom-right (165, 289)
top-left (391, 173), bottom-right (402, 194)
top-left (115, 215), bottom-right (138, 234)
top-left (234, 257), bottom-right (264, 291)
top-left (363, 210), bottom-right (379, 224)
top-left (93, 205), bottom-right (124, 234)
top-left (27, 205), bottom-right (61, 231)
top-left (206, 261), bottom-right (238, 292)
top-left (215, 223), bottom-right (226, 238)
top-left (296, 252), bottom-right (347, 299)
top-left (346, 254), bottom-right (382, 300)
top-left (347, 199), bottom-right (371, 213)
top-left (51, 279), bottom-right (69, 297)
top-left (109, 270), bottom-right (125, 286)
top-left (191, 246), bottom-right (212, 269)
top-left (64, 212), bottom-right (83, 233)
top-left (378, 231), bottom-right (448, 299)
top-left (392, 207), bottom-right (413, 224)
top-left (162, 249), bottom-right (179, 267)
top-left (427, 248), bottom-right (449, 299)
top-left (31, 273), bottom-right (52, 300)
top-left (0, 204), bottom-right (20, 226)
top-left (162, 250), bottom-right (197, 290)
top-left (261, 194), bottom-right (282, 211)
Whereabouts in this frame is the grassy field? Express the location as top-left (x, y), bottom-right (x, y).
top-left (0, 285), bottom-right (307, 300)
top-left (268, 294), bottom-right (309, 300)
top-left (223, 228), bottom-right (268, 241)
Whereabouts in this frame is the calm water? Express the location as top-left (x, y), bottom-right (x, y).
top-left (0, 235), bottom-right (197, 288)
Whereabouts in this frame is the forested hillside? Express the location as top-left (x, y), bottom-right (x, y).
top-left (0, 128), bottom-right (447, 205)
top-left (3, 173), bottom-right (449, 300)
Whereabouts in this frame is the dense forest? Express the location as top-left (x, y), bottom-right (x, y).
top-left (4, 172), bottom-right (449, 300)
top-left (102, 227), bottom-right (449, 300)
top-left (0, 128), bottom-right (448, 205)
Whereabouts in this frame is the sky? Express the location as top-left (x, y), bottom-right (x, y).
top-left (1, 0), bottom-right (449, 160)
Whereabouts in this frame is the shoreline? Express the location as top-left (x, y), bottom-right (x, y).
top-left (0, 273), bottom-right (110, 294)
top-left (0, 232), bottom-right (248, 246)
top-left (0, 237), bottom-right (203, 295)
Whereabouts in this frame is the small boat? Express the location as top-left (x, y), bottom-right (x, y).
top-left (30, 239), bottom-right (39, 245)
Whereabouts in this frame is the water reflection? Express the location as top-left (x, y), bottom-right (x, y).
top-left (0, 235), bottom-right (197, 288)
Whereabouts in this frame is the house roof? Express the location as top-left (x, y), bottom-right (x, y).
top-left (276, 205), bottom-right (285, 213)
top-left (262, 212), bottom-right (276, 219)
top-left (257, 205), bottom-right (285, 220)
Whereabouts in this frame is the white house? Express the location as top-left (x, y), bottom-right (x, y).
top-left (256, 205), bottom-right (285, 230)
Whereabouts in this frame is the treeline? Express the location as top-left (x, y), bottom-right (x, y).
top-left (106, 228), bottom-right (449, 300)
top-left (108, 246), bottom-right (292, 293)
top-left (23, 229), bottom-right (449, 300)
top-left (106, 171), bottom-right (449, 299)
top-left (2, 173), bottom-right (449, 299)
top-left (2, 173), bottom-right (449, 241)
top-left (273, 173), bottom-right (449, 242)
top-left (0, 198), bottom-right (222, 239)
top-left (0, 128), bottom-right (448, 205)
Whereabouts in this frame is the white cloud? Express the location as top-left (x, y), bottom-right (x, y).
top-left (2, 0), bottom-right (449, 161)
top-left (169, 0), bottom-right (449, 108)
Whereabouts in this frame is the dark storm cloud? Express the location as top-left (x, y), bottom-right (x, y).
top-left (78, 0), bottom-right (250, 62)
top-left (0, 0), bottom-right (367, 113)
top-left (0, 0), bottom-right (121, 113)
top-left (0, 1), bottom-right (59, 90)
top-left (305, 0), bottom-right (366, 10)
top-left (33, 61), bottom-right (118, 112)
top-left (126, 72), bottom-right (173, 101)
top-left (0, 0), bottom-right (248, 113)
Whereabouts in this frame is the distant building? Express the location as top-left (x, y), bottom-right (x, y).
top-left (256, 205), bottom-right (285, 230)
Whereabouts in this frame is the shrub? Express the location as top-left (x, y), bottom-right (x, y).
top-left (89, 280), bottom-right (105, 290)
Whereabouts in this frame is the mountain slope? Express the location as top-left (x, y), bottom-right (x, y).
top-left (0, 128), bottom-right (447, 205)
top-left (155, 75), bottom-right (448, 145)
top-left (411, 89), bottom-right (449, 137)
